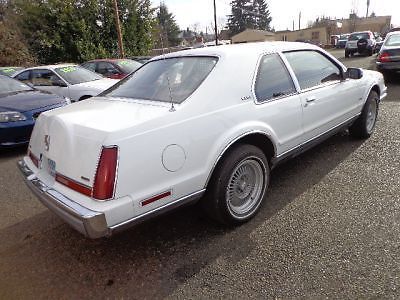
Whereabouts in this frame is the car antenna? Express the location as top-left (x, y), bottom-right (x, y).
top-left (159, 22), bottom-right (175, 112)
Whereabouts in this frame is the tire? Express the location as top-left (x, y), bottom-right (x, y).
top-left (345, 50), bottom-right (349, 58)
top-left (202, 144), bottom-right (269, 225)
top-left (349, 91), bottom-right (379, 139)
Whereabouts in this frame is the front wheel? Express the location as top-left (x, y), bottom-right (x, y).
top-left (349, 91), bottom-right (379, 139)
top-left (202, 144), bottom-right (269, 225)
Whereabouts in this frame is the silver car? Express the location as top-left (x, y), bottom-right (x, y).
top-left (376, 31), bottom-right (400, 76)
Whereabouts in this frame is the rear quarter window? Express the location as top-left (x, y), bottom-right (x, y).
top-left (255, 53), bottom-right (296, 102)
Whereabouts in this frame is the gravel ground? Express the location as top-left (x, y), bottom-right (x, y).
top-left (0, 50), bottom-right (400, 299)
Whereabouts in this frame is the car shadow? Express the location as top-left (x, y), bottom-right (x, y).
top-left (0, 132), bottom-right (365, 298)
top-left (0, 145), bottom-right (27, 160)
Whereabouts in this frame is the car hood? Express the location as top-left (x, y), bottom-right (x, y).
top-left (72, 78), bottom-right (118, 91)
top-left (0, 90), bottom-right (65, 113)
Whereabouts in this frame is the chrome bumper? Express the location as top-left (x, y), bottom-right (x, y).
top-left (18, 159), bottom-right (109, 239)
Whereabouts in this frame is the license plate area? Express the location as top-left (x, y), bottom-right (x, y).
top-left (41, 155), bottom-right (56, 177)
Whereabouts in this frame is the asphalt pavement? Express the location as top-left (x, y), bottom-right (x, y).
top-left (1, 49), bottom-right (400, 299)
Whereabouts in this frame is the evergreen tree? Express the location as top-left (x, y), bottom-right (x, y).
top-left (156, 3), bottom-right (180, 47)
top-left (252, 0), bottom-right (272, 31)
top-left (227, 0), bottom-right (253, 36)
top-left (227, 0), bottom-right (272, 36)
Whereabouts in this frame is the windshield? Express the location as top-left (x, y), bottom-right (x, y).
top-left (0, 75), bottom-right (33, 94)
top-left (385, 34), bottom-right (400, 47)
top-left (103, 56), bottom-right (218, 104)
top-left (116, 60), bottom-right (142, 74)
top-left (339, 34), bottom-right (349, 40)
top-left (0, 67), bottom-right (23, 76)
top-left (349, 32), bottom-right (370, 41)
top-left (55, 66), bottom-right (103, 85)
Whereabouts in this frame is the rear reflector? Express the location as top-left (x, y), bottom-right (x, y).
top-left (93, 146), bottom-right (119, 200)
top-left (141, 191), bottom-right (172, 206)
top-left (55, 173), bottom-right (92, 197)
top-left (28, 151), bottom-right (39, 168)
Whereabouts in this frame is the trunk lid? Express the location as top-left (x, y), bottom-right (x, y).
top-left (29, 97), bottom-right (171, 190)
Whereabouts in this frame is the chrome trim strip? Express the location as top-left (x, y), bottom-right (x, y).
top-left (276, 114), bottom-right (360, 159)
top-left (109, 189), bottom-right (205, 233)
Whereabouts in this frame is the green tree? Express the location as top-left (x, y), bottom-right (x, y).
top-left (156, 3), bottom-right (180, 47)
top-left (252, 0), bottom-right (272, 31)
top-left (227, 0), bottom-right (272, 36)
top-left (8, 0), bottom-right (155, 64)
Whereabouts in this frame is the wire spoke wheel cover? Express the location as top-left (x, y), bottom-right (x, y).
top-left (226, 157), bottom-right (266, 218)
top-left (366, 98), bottom-right (377, 133)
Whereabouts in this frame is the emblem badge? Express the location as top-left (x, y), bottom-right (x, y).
top-left (44, 135), bottom-right (50, 151)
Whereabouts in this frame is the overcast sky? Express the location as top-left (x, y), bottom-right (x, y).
top-left (152, 0), bottom-right (400, 32)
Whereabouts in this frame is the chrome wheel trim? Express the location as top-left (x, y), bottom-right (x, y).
top-left (366, 99), bottom-right (378, 133)
top-left (226, 157), bottom-right (266, 218)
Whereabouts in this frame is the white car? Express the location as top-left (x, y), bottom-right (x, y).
top-left (13, 64), bottom-right (118, 102)
top-left (18, 42), bottom-right (387, 238)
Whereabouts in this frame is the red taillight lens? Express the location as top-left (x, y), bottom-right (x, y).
top-left (28, 151), bottom-right (39, 168)
top-left (93, 146), bottom-right (118, 200)
top-left (378, 52), bottom-right (391, 62)
top-left (56, 173), bottom-right (92, 197)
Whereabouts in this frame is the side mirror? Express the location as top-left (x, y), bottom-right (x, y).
top-left (346, 67), bottom-right (363, 79)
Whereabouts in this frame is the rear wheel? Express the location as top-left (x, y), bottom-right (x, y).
top-left (349, 91), bottom-right (379, 139)
top-left (345, 50), bottom-right (350, 58)
top-left (202, 144), bottom-right (269, 225)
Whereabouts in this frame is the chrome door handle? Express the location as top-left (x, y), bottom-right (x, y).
top-left (306, 96), bottom-right (316, 103)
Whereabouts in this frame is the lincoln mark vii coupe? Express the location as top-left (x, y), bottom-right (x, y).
top-left (19, 42), bottom-right (387, 238)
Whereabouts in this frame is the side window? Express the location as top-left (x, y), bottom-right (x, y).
top-left (284, 51), bottom-right (341, 90)
top-left (31, 69), bottom-right (61, 86)
top-left (97, 62), bottom-right (119, 76)
top-left (82, 62), bottom-right (96, 72)
top-left (15, 71), bottom-right (31, 83)
top-left (255, 53), bottom-right (296, 102)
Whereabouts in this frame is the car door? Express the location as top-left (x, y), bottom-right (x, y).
top-left (254, 53), bottom-right (303, 154)
top-left (31, 69), bottom-right (70, 99)
top-left (283, 50), bottom-right (363, 143)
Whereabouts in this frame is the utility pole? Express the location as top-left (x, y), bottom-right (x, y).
top-left (298, 11), bottom-right (301, 30)
top-left (366, 0), bottom-right (370, 17)
top-left (113, 0), bottom-right (125, 58)
top-left (214, 0), bottom-right (218, 45)
top-left (292, 20), bottom-right (295, 31)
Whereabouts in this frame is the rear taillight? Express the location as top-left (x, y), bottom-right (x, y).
top-left (56, 173), bottom-right (92, 197)
top-left (28, 150), bottom-right (39, 168)
top-left (93, 146), bottom-right (119, 200)
top-left (378, 52), bottom-right (391, 63)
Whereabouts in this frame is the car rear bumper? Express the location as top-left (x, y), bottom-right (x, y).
top-left (376, 61), bottom-right (400, 71)
top-left (18, 159), bottom-right (109, 238)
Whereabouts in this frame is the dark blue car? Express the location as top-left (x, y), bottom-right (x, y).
top-left (0, 75), bottom-right (66, 147)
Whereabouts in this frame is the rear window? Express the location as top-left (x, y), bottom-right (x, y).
top-left (349, 32), bottom-right (370, 41)
top-left (103, 57), bottom-right (218, 104)
top-left (55, 66), bottom-right (102, 85)
top-left (116, 60), bottom-right (142, 74)
top-left (385, 34), bottom-right (400, 47)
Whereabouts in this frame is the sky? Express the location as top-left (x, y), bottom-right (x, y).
top-left (152, 0), bottom-right (400, 32)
